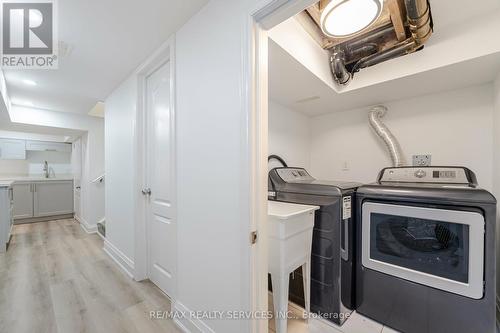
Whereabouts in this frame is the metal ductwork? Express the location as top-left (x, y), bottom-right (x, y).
top-left (368, 105), bottom-right (405, 167)
top-left (303, 0), bottom-right (433, 85)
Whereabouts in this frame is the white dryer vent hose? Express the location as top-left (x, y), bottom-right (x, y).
top-left (368, 105), bottom-right (406, 167)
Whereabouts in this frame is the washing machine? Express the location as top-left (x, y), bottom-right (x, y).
top-left (268, 167), bottom-right (362, 325)
top-left (356, 166), bottom-right (496, 333)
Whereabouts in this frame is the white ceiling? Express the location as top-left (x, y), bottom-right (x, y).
top-left (430, 0), bottom-right (499, 31)
top-left (4, 0), bottom-right (209, 114)
top-left (269, 0), bottom-right (500, 116)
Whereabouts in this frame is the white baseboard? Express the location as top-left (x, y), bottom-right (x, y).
top-left (172, 301), bottom-right (215, 333)
top-left (103, 239), bottom-right (135, 279)
top-left (75, 215), bottom-right (97, 234)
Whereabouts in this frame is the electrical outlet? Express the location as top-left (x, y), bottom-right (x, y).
top-left (413, 154), bottom-right (432, 166)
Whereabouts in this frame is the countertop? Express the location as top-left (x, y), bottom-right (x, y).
top-left (0, 180), bottom-right (14, 188)
top-left (0, 174), bottom-right (74, 182)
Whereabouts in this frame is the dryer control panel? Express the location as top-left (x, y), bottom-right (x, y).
top-left (275, 168), bottom-right (315, 182)
top-left (379, 167), bottom-right (475, 185)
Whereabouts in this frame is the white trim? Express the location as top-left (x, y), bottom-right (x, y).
top-left (247, 2), bottom-right (318, 332)
top-left (96, 231), bottom-right (105, 241)
top-left (75, 215), bottom-right (97, 234)
top-left (103, 239), bottom-right (135, 279)
top-left (172, 301), bottom-right (215, 333)
top-left (362, 202), bottom-right (485, 299)
top-left (133, 35), bottom-right (178, 299)
top-left (252, 0), bottom-right (316, 29)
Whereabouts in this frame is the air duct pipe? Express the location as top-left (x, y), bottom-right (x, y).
top-left (368, 106), bottom-right (406, 167)
top-left (329, 0), bottom-right (433, 85)
top-left (330, 48), bottom-right (351, 85)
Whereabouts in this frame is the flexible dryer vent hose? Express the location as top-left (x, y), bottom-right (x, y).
top-left (368, 106), bottom-right (406, 167)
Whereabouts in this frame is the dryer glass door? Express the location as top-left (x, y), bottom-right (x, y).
top-left (362, 202), bottom-right (484, 299)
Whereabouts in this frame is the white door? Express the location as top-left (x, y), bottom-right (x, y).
top-left (145, 61), bottom-right (176, 297)
top-left (72, 139), bottom-right (82, 221)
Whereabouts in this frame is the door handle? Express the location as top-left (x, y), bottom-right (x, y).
top-left (141, 188), bottom-right (152, 196)
top-left (76, 186), bottom-right (81, 190)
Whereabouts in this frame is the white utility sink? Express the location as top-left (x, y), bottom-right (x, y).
top-left (268, 201), bottom-right (319, 333)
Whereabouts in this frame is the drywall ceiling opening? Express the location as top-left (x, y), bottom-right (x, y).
top-left (268, 0), bottom-right (500, 115)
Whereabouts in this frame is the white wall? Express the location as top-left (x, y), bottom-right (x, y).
top-left (104, 75), bottom-right (137, 262)
top-left (175, 1), bottom-right (254, 331)
top-left (308, 84), bottom-right (494, 190)
top-left (0, 150), bottom-right (72, 176)
top-left (104, 1), bottom-right (258, 329)
top-left (268, 100), bottom-right (310, 169)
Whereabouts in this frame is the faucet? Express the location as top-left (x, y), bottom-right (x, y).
top-left (43, 161), bottom-right (49, 178)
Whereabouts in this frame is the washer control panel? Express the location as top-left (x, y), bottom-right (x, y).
top-left (276, 168), bottom-right (315, 182)
top-left (379, 167), bottom-right (471, 184)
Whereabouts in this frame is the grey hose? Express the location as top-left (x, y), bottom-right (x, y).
top-left (368, 106), bottom-right (406, 167)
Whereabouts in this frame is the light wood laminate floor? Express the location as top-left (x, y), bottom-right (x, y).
top-left (0, 219), bottom-right (180, 333)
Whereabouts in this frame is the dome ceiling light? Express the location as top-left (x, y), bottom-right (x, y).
top-left (303, 0), bottom-right (433, 86)
top-left (320, 0), bottom-right (383, 38)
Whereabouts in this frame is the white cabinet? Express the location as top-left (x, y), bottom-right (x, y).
top-left (33, 181), bottom-right (74, 217)
top-left (12, 183), bottom-right (34, 219)
top-left (0, 185), bottom-right (13, 252)
top-left (26, 140), bottom-right (72, 153)
top-left (12, 180), bottom-right (74, 220)
top-left (0, 139), bottom-right (26, 159)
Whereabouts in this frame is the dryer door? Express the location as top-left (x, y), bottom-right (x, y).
top-left (362, 202), bottom-right (484, 299)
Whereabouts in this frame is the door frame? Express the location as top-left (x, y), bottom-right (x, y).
top-left (246, 1), bottom-right (317, 332)
top-left (134, 36), bottom-right (177, 300)
top-left (72, 138), bottom-right (82, 222)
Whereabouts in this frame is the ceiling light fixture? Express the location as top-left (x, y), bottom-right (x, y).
top-left (22, 79), bottom-right (37, 86)
top-left (320, 0), bottom-right (383, 38)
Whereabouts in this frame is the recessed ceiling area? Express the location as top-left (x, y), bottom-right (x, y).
top-left (3, 0), bottom-right (209, 115)
top-left (269, 0), bottom-right (500, 116)
top-left (269, 39), bottom-right (500, 116)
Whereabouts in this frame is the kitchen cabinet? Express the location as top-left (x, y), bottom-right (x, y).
top-left (34, 181), bottom-right (74, 217)
top-left (12, 180), bottom-right (74, 221)
top-left (12, 183), bottom-right (34, 219)
top-left (25, 140), bottom-right (72, 153)
top-left (0, 139), bottom-right (26, 160)
top-left (0, 184), bottom-right (13, 252)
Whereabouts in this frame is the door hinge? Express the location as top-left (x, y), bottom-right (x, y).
top-left (250, 231), bottom-right (258, 245)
